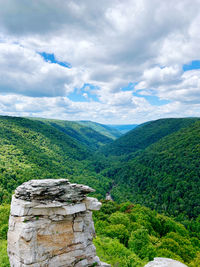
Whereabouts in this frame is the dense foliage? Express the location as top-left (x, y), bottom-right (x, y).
top-left (0, 116), bottom-right (199, 219)
top-left (0, 205), bottom-right (10, 267)
top-left (102, 118), bottom-right (199, 156)
top-left (100, 118), bottom-right (200, 219)
top-left (93, 201), bottom-right (200, 267)
top-left (30, 118), bottom-right (116, 149)
top-left (0, 116), bottom-right (112, 203)
top-left (1, 202), bottom-right (199, 266)
top-left (105, 124), bottom-right (138, 134)
top-left (0, 116), bottom-right (199, 266)
top-left (76, 120), bottom-right (122, 140)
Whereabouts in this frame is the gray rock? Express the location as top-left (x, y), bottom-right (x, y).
top-left (100, 262), bottom-right (111, 267)
top-left (7, 179), bottom-right (109, 267)
top-left (84, 197), bottom-right (102, 210)
top-left (145, 257), bottom-right (188, 267)
top-left (15, 179), bottom-right (95, 202)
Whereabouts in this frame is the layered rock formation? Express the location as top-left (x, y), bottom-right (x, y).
top-left (7, 179), bottom-right (110, 267)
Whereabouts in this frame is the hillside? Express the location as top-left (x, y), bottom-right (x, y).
top-left (0, 116), bottom-right (200, 266)
top-left (102, 118), bottom-right (199, 156)
top-left (102, 119), bottom-right (200, 218)
top-left (29, 117), bottom-right (114, 150)
top-left (107, 124), bottom-right (137, 134)
top-left (77, 120), bottom-right (122, 140)
top-left (0, 116), bottom-right (111, 203)
top-left (0, 116), bottom-right (199, 220)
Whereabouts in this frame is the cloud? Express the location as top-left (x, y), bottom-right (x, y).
top-left (136, 67), bottom-right (200, 104)
top-left (0, 0), bottom-right (200, 123)
top-left (0, 42), bottom-right (84, 97)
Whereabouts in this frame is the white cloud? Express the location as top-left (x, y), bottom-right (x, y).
top-left (136, 67), bottom-right (200, 104)
top-left (0, 42), bottom-right (85, 97)
top-left (0, 0), bottom-right (200, 123)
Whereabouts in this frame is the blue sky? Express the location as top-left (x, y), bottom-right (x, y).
top-left (37, 52), bottom-right (200, 107)
top-left (68, 84), bottom-right (99, 102)
top-left (183, 60), bottom-right (200, 71)
top-left (39, 52), bottom-right (72, 68)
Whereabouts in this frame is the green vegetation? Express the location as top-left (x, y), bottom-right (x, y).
top-left (102, 118), bottom-right (199, 156)
top-left (1, 202), bottom-right (199, 266)
top-left (0, 205), bottom-right (10, 267)
top-left (0, 116), bottom-right (112, 203)
top-left (0, 115), bottom-right (200, 266)
top-left (30, 117), bottom-right (115, 149)
top-left (77, 120), bottom-right (122, 140)
top-left (0, 116), bottom-right (199, 218)
top-left (100, 118), bottom-right (200, 219)
top-left (93, 201), bottom-right (200, 267)
top-left (107, 124), bottom-right (137, 134)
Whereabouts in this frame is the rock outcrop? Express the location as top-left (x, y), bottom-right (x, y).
top-left (7, 179), bottom-right (110, 267)
top-left (144, 257), bottom-right (188, 267)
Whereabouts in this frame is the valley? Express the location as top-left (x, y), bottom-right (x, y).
top-left (0, 115), bottom-right (199, 266)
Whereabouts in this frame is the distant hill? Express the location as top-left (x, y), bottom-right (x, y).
top-left (101, 118), bottom-right (200, 218)
top-left (30, 117), bottom-right (114, 150)
top-left (102, 118), bottom-right (199, 156)
top-left (77, 120), bottom-right (122, 140)
top-left (0, 116), bottom-right (200, 267)
top-left (0, 116), bottom-right (199, 220)
top-left (0, 116), bottom-right (111, 203)
top-left (107, 124), bottom-right (137, 134)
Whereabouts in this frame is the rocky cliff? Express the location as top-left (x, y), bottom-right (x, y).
top-left (7, 179), bottom-right (110, 267)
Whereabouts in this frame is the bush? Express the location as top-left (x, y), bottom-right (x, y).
top-left (94, 236), bottom-right (144, 267)
top-left (103, 224), bottom-right (129, 246)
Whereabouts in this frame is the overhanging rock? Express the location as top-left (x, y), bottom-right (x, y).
top-left (7, 179), bottom-right (110, 267)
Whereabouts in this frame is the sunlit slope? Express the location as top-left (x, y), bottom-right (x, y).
top-left (107, 124), bottom-right (137, 134)
top-left (77, 120), bottom-right (122, 140)
top-left (0, 116), bottom-right (111, 203)
top-left (29, 117), bottom-right (114, 149)
top-left (106, 119), bottom-right (200, 218)
top-left (102, 118), bottom-right (199, 156)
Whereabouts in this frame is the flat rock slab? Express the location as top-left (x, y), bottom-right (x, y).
top-left (15, 179), bottom-right (94, 202)
top-left (145, 258), bottom-right (188, 267)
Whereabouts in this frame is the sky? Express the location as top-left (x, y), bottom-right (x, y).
top-left (0, 0), bottom-right (200, 124)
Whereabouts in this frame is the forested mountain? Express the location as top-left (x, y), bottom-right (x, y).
top-left (0, 116), bottom-right (112, 203)
top-left (29, 117), bottom-right (114, 149)
top-left (77, 120), bottom-right (122, 139)
top-left (107, 124), bottom-right (137, 134)
top-left (0, 116), bottom-right (199, 220)
top-left (102, 118), bottom-right (199, 156)
top-left (0, 115), bottom-right (200, 266)
top-left (100, 119), bottom-right (200, 219)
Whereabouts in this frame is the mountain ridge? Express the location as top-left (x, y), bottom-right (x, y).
top-left (100, 118), bottom-right (200, 218)
top-left (0, 115), bottom-right (199, 219)
top-left (101, 117), bottom-right (200, 156)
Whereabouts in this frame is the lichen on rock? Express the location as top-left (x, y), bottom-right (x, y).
top-left (7, 179), bottom-right (110, 267)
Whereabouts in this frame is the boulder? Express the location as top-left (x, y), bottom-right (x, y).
top-left (145, 257), bottom-right (188, 267)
